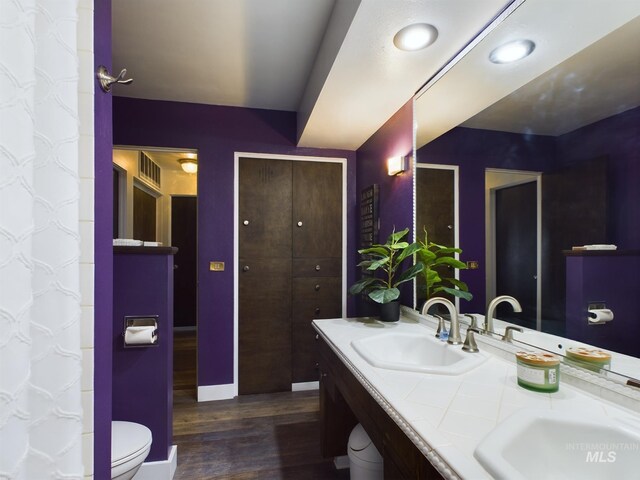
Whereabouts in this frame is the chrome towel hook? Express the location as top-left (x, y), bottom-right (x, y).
top-left (97, 65), bottom-right (133, 93)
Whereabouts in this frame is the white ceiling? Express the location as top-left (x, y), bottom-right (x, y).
top-left (415, 0), bottom-right (640, 147)
top-left (112, 0), bottom-right (511, 150)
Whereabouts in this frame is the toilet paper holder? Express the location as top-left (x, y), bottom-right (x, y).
top-left (123, 315), bottom-right (159, 348)
top-left (587, 303), bottom-right (614, 325)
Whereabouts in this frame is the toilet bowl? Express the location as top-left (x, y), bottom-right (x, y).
top-left (111, 421), bottom-right (153, 480)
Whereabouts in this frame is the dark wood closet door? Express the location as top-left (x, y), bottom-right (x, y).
top-left (239, 158), bottom-right (292, 257)
top-left (238, 258), bottom-right (292, 394)
top-left (415, 167), bottom-right (455, 307)
top-left (292, 161), bottom-right (342, 258)
top-left (291, 161), bottom-right (342, 383)
top-left (238, 158), bottom-right (292, 394)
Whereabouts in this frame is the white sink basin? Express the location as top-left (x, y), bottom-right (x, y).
top-left (475, 409), bottom-right (640, 479)
top-left (351, 332), bottom-right (487, 375)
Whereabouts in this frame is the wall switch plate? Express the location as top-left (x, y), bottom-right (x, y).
top-left (210, 261), bottom-right (225, 271)
top-left (467, 261), bottom-right (479, 270)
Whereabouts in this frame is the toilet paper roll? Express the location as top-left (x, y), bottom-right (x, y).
top-left (125, 326), bottom-right (158, 345)
top-left (588, 309), bottom-right (614, 324)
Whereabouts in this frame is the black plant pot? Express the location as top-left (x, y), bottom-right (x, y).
top-left (379, 300), bottom-right (400, 322)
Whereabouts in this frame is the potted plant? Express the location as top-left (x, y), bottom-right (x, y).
top-left (349, 228), bottom-right (424, 322)
top-left (416, 228), bottom-right (472, 303)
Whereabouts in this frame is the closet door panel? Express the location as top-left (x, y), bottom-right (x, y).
top-left (239, 158), bottom-right (292, 258)
top-left (292, 162), bottom-right (342, 258)
top-left (292, 277), bottom-right (342, 383)
top-left (292, 257), bottom-right (342, 278)
top-left (239, 257), bottom-right (292, 394)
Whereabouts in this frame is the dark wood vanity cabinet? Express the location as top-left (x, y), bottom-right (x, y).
top-left (239, 158), bottom-right (342, 393)
top-left (317, 334), bottom-right (443, 480)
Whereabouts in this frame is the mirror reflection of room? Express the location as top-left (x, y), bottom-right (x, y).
top-left (414, 8), bottom-right (639, 362)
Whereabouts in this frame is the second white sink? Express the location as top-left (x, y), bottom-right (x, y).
top-left (475, 409), bottom-right (640, 479)
top-left (351, 332), bottom-right (487, 375)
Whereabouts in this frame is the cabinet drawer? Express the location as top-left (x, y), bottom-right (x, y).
top-left (292, 277), bottom-right (342, 322)
top-left (293, 258), bottom-right (341, 277)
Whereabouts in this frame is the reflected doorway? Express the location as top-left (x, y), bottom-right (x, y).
top-left (486, 169), bottom-right (541, 330)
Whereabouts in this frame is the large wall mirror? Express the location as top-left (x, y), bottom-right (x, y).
top-left (414, 0), bottom-right (639, 384)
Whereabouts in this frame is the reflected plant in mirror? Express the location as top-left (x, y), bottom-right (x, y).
top-left (417, 228), bottom-right (472, 304)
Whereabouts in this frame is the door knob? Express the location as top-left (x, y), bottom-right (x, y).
top-left (315, 284), bottom-right (320, 291)
top-left (297, 221), bottom-right (303, 227)
top-left (315, 308), bottom-right (321, 315)
top-left (242, 265), bottom-right (250, 272)
top-left (315, 265), bottom-right (321, 271)
top-left (243, 220), bottom-right (249, 226)
top-left (447, 224), bottom-right (453, 230)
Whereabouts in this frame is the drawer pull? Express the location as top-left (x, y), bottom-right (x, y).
top-left (315, 264), bottom-right (321, 271)
top-left (315, 308), bottom-right (321, 315)
top-left (242, 265), bottom-right (250, 272)
top-left (315, 284), bottom-right (321, 291)
top-left (243, 220), bottom-right (249, 226)
top-left (297, 221), bottom-right (303, 227)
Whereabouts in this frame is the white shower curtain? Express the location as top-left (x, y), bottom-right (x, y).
top-left (0, 1), bottom-right (83, 478)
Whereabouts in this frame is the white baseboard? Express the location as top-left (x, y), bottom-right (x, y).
top-left (334, 455), bottom-right (350, 470)
top-left (291, 381), bottom-right (319, 392)
top-left (136, 445), bottom-right (177, 480)
top-left (197, 383), bottom-right (236, 402)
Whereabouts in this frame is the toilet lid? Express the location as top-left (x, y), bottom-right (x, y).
top-left (111, 421), bottom-right (153, 466)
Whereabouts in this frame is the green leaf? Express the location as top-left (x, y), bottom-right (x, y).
top-left (397, 242), bottom-right (421, 263)
top-left (433, 286), bottom-right (473, 301)
top-left (358, 246), bottom-right (389, 256)
top-left (348, 277), bottom-right (380, 295)
top-left (394, 262), bottom-right (424, 287)
top-left (356, 260), bottom-right (375, 268)
top-left (435, 247), bottom-right (462, 255)
top-left (389, 241), bottom-right (409, 250)
top-left (369, 287), bottom-right (400, 304)
top-left (387, 228), bottom-right (409, 244)
top-left (443, 277), bottom-right (469, 292)
top-left (368, 257), bottom-right (389, 270)
top-left (417, 249), bottom-right (437, 263)
top-left (433, 257), bottom-right (467, 269)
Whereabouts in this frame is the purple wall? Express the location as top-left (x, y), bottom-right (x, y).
top-left (557, 107), bottom-right (640, 249)
top-left (113, 250), bottom-right (174, 461)
top-left (417, 127), bottom-right (556, 313)
top-left (94, 0), bottom-right (113, 477)
top-left (113, 97), bottom-right (357, 388)
top-left (355, 100), bottom-right (414, 313)
top-left (566, 253), bottom-right (640, 357)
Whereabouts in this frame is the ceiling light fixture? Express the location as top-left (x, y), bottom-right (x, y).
top-left (393, 23), bottom-right (438, 51)
top-left (178, 158), bottom-right (198, 174)
top-left (489, 39), bottom-right (535, 64)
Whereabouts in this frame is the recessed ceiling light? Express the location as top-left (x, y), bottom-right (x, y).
top-left (393, 23), bottom-right (438, 51)
top-left (489, 39), bottom-right (535, 64)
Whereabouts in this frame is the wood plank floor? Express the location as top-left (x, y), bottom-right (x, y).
top-left (173, 331), bottom-right (349, 479)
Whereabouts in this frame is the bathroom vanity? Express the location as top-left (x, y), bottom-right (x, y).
top-left (314, 311), bottom-right (640, 479)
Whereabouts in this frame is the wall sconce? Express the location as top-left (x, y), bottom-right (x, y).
top-left (387, 156), bottom-right (406, 176)
top-left (178, 158), bottom-right (198, 174)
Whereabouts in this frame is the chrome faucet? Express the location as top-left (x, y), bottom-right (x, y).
top-left (421, 297), bottom-right (462, 345)
top-left (485, 295), bottom-right (522, 334)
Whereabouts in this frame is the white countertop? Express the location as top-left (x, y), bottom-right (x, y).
top-left (313, 315), bottom-right (640, 479)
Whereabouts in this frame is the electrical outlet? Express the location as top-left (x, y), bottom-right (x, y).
top-left (210, 261), bottom-right (225, 271)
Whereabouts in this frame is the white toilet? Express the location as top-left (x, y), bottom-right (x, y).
top-left (111, 421), bottom-right (153, 480)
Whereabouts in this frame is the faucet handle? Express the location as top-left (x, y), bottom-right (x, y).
top-left (502, 325), bottom-right (523, 343)
top-left (434, 315), bottom-right (446, 338)
top-left (462, 327), bottom-right (481, 353)
top-left (464, 314), bottom-right (478, 329)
